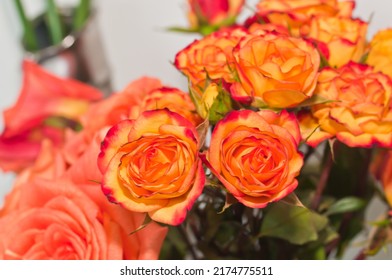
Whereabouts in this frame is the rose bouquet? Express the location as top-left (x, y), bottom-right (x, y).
top-left (1, 0), bottom-right (392, 260)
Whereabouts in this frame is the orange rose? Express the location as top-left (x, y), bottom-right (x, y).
top-left (98, 109), bottom-right (205, 225)
top-left (0, 60), bottom-right (102, 172)
top-left (371, 150), bottom-right (392, 207)
top-left (308, 62), bottom-right (392, 148)
top-left (174, 28), bottom-right (248, 84)
top-left (248, 22), bottom-right (290, 36)
top-left (139, 87), bottom-right (203, 126)
top-left (232, 33), bottom-right (320, 108)
top-left (204, 109), bottom-right (303, 208)
top-left (187, 0), bottom-right (244, 29)
top-left (368, 29), bottom-right (392, 79)
top-left (257, 0), bottom-right (354, 36)
top-left (305, 17), bottom-right (368, 67)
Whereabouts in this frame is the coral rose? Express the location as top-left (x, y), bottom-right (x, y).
top-left (81, 77), bottom-right (163, 139)
top-left (308, 62), bottom-right (392, 148)
top-left (0, 60), bottom-right (102, 172)
top-left (368, 29), bottom-right (392, 79)
top-left (257, 0), bottom-right (354, 36)
top-left (232, 33), bottom-right (320, 108)
top-left (0, 178), bottom-right (167, 260)
top-left (98, 109), bottom-right (205, 226)
top-left (204, 109), bottom-right (303, 208)
top-left (305, 17), bottom-right (368, 67)
top-left (174, 28), bottom-right (248, 84)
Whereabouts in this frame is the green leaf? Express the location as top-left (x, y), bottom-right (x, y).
top-left (45, 0), bottom-right (65, 45)
top-left (14, 0), bottom-right (38, 51)
top-left (259, 202), bottom-right (328, 245)
top-left (167, 26), bottom-right (199, 34)
top-left (325, 197), bottom-right (366, 216)
top-left (73, 0), bottom-right (90, 31)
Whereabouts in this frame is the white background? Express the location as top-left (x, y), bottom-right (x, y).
top-left (0, 0), bottom-right (392, 259)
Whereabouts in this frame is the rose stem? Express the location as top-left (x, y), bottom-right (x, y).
top-left (177, 224), bottom-right (199, 259)
top-left (311, 149), bottom-right (334, 210)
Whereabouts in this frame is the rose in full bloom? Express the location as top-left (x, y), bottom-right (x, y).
top-left (257, 0), bottom-right (354, 36)
top-left (175, 28), bottom-right (247, 84)
top-left (367, 29), bottom-right (392, 79)
top-left (204, 109), bottom-right (303, 208)
top-left (187, 0), bottom-right (244, 30)
top-left (308, 62), bottom-right (392, 148)
top-left (0, 60), bottom-right (102, 171)
top-left (0, 178), bottom-right (167, 260)
top-left (98, 109), bottom-right (205, 226)
top-left (305, 17), bottom-right (368, 67)
top-left (0, 133), bottom-right (167, 260)
top-left (232, 33), bottom-right (320, 108)
top-left (371, 150), bottom-right (392, 207)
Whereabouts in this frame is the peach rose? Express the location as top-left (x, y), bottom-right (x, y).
top-left (98, 109), bottom-right (205, 226)
top-left (0, 178), bottom-right (167, 260)
top-left (0, 133), bottom-right (167, 260)
top-left (232, 33), bottom-right (320, 108)
top-left (187, 0), bottom-right (244, 29)
top-left (174, 27), bottom-right (248, 84)
top-left (0, 60), bottom-right (102, 172)
top-left (204, 109), bottom-right (303, 208)
top-left (257, 0), bottom-right (354, 36)
top-left (305, 17), bottom-right (368, 67)
top-left (368, 29), bottom-right (392, 79)
top-left (371, 150), bottom-right (392, 207)
top-left (308, 62), bottom-right (392, 148)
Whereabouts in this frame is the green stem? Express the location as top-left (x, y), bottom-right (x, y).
top-left (45, 0), bottom-right (64, 45)
top-left (73, 0), bottom-right (91, 31)
top-left (14, 0), bottom-right (38, 51)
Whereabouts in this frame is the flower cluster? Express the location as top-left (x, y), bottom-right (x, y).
top-left (1, 0), bottom-right (392, 260)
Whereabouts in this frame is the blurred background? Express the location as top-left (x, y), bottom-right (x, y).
top-left (0, 0), bottom-right (391, 259)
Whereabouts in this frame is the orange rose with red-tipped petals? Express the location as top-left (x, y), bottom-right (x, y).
top-left (232, 33), bottom-right (320, 108)
top-left (204, 109), bottom-right (303, 208)
top-left (309, 62), bottom-right (392, 148)
top-left (174, 28), bottom-right (247, 84)
top-left (257, 0), bottom-right (354, 36)
top-left (368, 29), bottom-right (392, 79)
top-left (139, 87), bottom-right (203, 126)
top-left (98, 109), bottom-right (205, 226)
top-left (305, 17), bottom-right (367, 67)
